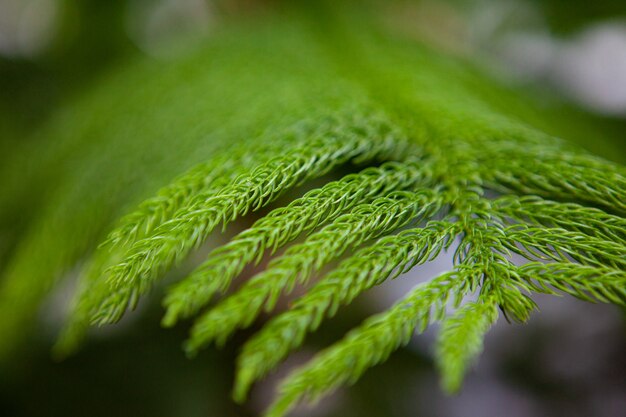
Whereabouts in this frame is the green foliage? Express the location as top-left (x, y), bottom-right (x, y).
top-left (436, 298), bottom-right (499, 394)
top-left (265, 271), bottom-right (460, 417)
top-left (1, 2), bottom-right (625, 416)
top-left (162, 161), bottom-right (428, 327)
top-left (233, 219), bottom-right (458, 402)
top-left (184, 189), bottom-right (442, 353)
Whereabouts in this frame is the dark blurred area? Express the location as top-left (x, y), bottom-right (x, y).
top-left (1, 1), bottom-right (625, 416)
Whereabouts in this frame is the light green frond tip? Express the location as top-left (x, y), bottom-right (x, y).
top-left (436, 298), bottom-right (499, 394)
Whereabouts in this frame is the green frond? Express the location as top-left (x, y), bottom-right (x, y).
top-left (494, 283), bottom-right (538, 324)
top-left (493, 196), bottom-right (626, 245)
top-left (233, 221), bottom-right (458, 401)
top-left (53, 248), bottom-right (126, 357)
top-left (504, 225), bottom-right (626, 269)
top-left (103, 113), bottom-right (410, 251)
top-left (449, 197), bottom-right (538, 324)
top-left (1, 2), bottom-right (625, 415)
top-left (514, 263), bottom-right (626, 305)
top-left (436, 297), bottom-right (499, 394)
top-left (91, 120), bottom-right (410, 325)
top-left (185, 189), bottom-right (444, 353)
top-left (162, 160), bottom-right (430, 326)
top-left (102, 149), bottom-right (262, 249)
top-left (483, 154), bottom-right (626, 215)
top-left (264, 272), bottom-right (458, 417)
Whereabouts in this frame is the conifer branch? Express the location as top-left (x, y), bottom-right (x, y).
top-left (483, 156), bottom-right (626, 215)
top-left (162, 160), bottom-right (431, 326)
top-left (493, 196), bottom-right (626, 245)
top-left (264, 272), bottom-right (459, 417)
top-left (513, 263), bottom-right (626, 305)
top-left (503, 225), bottom-right (626, 269)
top-left (234, 220), bottom-right (458, 401)
top-left (91, 128), bottom-right (410, 325)
top-left (1, 3), bottom-right (625, 414)
top-left (184, 190), bottom-right (443, 353)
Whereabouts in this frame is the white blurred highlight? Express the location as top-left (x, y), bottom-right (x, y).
top-left (0, 0), bottom-right (58, 57)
